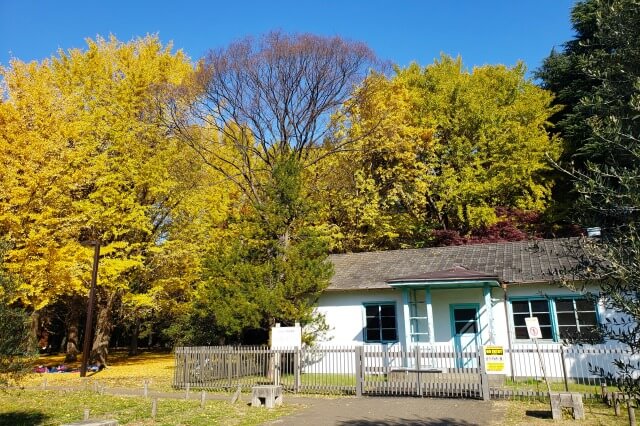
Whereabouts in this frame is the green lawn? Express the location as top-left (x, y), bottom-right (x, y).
top-left (0, 389), bottom-right (297, 426)
top-left (502, 399), bottom-right (628, 425)
top-left (502, 378), bottom-right (611, 395)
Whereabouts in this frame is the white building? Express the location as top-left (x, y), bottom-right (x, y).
top-left (315, 238), bottom-right (614, 375)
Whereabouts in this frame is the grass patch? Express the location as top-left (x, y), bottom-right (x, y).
top-left (503, 378), bottom-right (610, 395)
top-left (0, 389), bottom-right (298, 426)
top-left (502, 399), bottom-right (625, 425)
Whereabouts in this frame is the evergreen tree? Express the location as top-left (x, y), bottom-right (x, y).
top-left (539, 0), bottom-right (640, 399)
top-left (0, 241), bottom-right (37, 387)
top-left (194, 154), bottom-right (332, 343)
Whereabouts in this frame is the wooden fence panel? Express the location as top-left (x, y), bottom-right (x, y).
top-left (174, 343), bottom-right (633, 400)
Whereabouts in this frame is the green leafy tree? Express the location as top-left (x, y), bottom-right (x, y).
top-left (0, 242), bottom-right (37, 387)
top-left (539, 0), bottom-right (640, 400)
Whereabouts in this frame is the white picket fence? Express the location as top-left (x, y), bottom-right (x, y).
top-left (174, 343), bottom-right (635, 399)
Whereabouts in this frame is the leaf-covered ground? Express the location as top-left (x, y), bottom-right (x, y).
top-left (2, 350), bottom-right (299, 425)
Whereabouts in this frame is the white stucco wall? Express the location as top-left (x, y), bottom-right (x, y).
top-left (315, 289), bottom-right (404, 348)
top-left (315, 282), bottom-right (608, 349)
top-left (313, 283), bottom-right (630, 378)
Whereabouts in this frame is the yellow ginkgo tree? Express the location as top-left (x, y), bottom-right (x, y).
top-left (0, 35), bottom-right (221, 363)
top-left (322, 55), bottom-right (562, 251)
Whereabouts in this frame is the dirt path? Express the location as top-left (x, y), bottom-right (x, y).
top-left (264, 396), bottom-right (506, 426)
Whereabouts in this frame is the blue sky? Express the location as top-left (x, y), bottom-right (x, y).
top-left (1, 1), bottom-right (576, 75)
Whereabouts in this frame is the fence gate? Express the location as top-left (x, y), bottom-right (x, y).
top-left (358, 345), bottom-right (487, 399)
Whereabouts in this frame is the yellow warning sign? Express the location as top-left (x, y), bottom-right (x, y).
top-left (484, 345), bottom-right (505, 373)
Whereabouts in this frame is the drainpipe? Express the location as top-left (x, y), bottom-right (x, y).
top-left (502, 282), bottom-right (516, 381)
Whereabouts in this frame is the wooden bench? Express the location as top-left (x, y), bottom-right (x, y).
top-left (251, 385), bottom-right (283, 408)
top-left (550, 392), bottom-right (585, 420)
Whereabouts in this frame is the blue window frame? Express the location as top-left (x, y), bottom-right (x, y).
top-left (511, 299), bottom-right (554, 340)
top-left (510, 297), bottom-right (599, 341)
top-left (364, 303), bottom-right (398, 343)
top-left (555, 298), bottom-right (598, 339)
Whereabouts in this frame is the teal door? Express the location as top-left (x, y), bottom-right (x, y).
top-left (450, 304), bottom-right (480, 368)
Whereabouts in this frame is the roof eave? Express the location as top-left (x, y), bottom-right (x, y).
top-left (387, 278), bottom-right (501, 288)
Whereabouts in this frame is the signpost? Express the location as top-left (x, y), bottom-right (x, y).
top-left (269, 323), bottom-right (302, 386)
top-left (525, 317), bottom-right (551, 394)
top-left (270, 323), bottom-right (302, 349)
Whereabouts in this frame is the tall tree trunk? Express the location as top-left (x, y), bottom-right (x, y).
top-left (128, 317), bottom-right (140, 356)
top-left (30, 311), bottom-right (42, 351)
top-left (64, 299), bottom-right (81, 362)
top-left (90, 289), bottom-right (118, 367)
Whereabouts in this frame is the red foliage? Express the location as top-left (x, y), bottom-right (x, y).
top-left (430, 208), bottom-right (583, 247)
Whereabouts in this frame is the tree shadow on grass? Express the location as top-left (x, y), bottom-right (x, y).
top-left (0, 410), bottom-right (50, 426)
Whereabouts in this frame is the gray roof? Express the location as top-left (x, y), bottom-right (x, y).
top-left (328, 238), bottom-right (586, 291)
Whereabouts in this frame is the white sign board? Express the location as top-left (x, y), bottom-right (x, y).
top-left (270, 324), bottom-right (302, 349)
top-left (525, 317), bottom-right (542, 339)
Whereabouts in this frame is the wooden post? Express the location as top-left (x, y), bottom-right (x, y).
top-left (629, 401), bottom-right (636, 426)
top-left (615, 395), bottom-right (621, 416)
top-left (83, 408), bottom-right (90, 420)
top-left (42, 377), bottom-right (47, 389)
top-left (414, 346), bottom-right (422, 397)
top-left (200, 390), bottom-right (206, 408)
top-left (274, 351), bottom-right (281, 387)
top-left (533, 338), bottom-right (552, 395)
top-left (478, 345), bottom-right (490, 401)
top-left (293, 348), bottom-right (301, 394)
top-left (560, 346), bottom-right (569, 392)
top-left (185, 382), bottom-right (190, 400)
top-left (355, 346), bottom-right (363, 397)
top-left (182, 348), bottom-right (188, 390)
top-left (227, 347), bottom-right (233, 388)
top-left (143, 380), bottom-right (149, 398)
top-left (151, 398), bottom-right (157, 419)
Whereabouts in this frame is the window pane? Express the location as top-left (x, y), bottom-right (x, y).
top-left (366, 328), bottom-right (380, 342)
top-left (381, 316), bottom-right (395, 328)
top-left (557, 312), bottom-right (577, 326)
top-left (365, 305), bottom-right (378, 316)
top-left (512, 301), bottom-right (529, 313)
top-left (381, 328), bottom-right (397, 341)
top-left (455, 320), bottom-right (477, 334)
top-left (380, 305), bottom-right (395, 317)
top-left (530, 300), bottom-right (549, 313)
top-left (515, 326), bottom-right (529, 339)
top-left (513, 313), bottom-right (528, 326)
top-left (555, 299), bottom-right (574, 312)
top-left (559, 326), bottom-right (578, 339)
top-left (575, 299), bottom-right (595, 312)
top-left (578, 311), bottom-right (597, 326)
top-left (454, 308), bottom-right (476, 322)
top-left (535, 313), bottom-right (552, 326)
top-left (366, 317), bottom-right (380, 328)
top-left (540, 326), bottom-right (553, 339)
